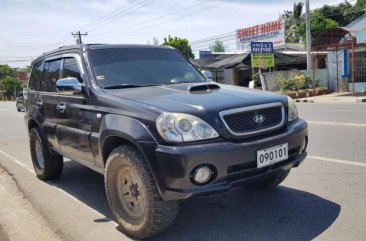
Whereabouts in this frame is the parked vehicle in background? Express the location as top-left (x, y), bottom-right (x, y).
top-left (24, 44), bottom-right (308, 239)
top-left (16, 91), bottom-right (26, 111)
top-left (201, 69), bottom-right (213, 81)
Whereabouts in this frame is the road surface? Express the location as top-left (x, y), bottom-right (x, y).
top-left (0, 101), bottom-right (365, 241)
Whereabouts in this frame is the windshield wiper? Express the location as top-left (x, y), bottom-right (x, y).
top-left (103, 84), bottom-right (156, 89)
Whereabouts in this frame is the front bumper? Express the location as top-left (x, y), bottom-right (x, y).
top-left (140, 119), bottom-right (308, 201)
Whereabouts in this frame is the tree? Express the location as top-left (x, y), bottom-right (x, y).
top-left (1, 76), bottom-right (22, 94)
top-left (283, 2), bottom-right (304, 43)
top-left (163, 35), bottom-right (195, 59)
top-left (0, 64), bottom-right (14, 80)
top-left (317, 1), bottom-right (365, 27)
top-left (296, 11), bottom-right (339, 42)
top-left (209, 40), bottom-right (226, 52)
top-left (146, 36), bottom-right (160, 46)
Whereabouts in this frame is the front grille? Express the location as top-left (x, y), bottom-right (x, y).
top-left (220, 103), bottom-right (284, 136)
top-left (227, 146), bottom-right (301, 182)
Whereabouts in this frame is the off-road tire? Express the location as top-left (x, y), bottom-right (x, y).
top-left (105, 145), bottom-right (179, 239)
top-left (246, 170), bottom-right (290, 189)
top-left (29, 127), bottom-right (63, 180)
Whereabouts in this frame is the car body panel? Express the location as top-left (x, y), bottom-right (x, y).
top-left (24, 44), bottom-right (308, 201)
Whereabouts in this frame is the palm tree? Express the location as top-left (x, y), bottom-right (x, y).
top-left (284, 2), bottom-right (304, 43)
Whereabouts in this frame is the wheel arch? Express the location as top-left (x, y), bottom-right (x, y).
top-left (99, 114), bottom-right (164, 198)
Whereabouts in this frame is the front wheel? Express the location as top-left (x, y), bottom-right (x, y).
top-left (105, 145), bottom-right (179, 239)
top-left (246, 170), bottom-right (290, 189)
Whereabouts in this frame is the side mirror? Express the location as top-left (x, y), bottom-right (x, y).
top-left (56, 77), bottom-right (82, 94)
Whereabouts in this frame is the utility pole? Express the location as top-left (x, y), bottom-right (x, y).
top-left (71, 31), bottom-right (88, 44)
top-left (305, 0), bottom-right (312, 71)
top-left (13, 68), bottom-right (17, 99)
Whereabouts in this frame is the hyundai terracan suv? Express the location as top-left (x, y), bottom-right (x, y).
top-left (25, 44), bottom-right (308, 239)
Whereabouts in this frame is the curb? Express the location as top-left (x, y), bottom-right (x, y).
top-left (356, 98), bottom-right (366, 103)
top-left (295, 99), bottom-right (314, 103)
top-left (0, 167), bottom-right (62, 241)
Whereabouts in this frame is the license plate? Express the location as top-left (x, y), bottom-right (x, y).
top-left (257, 143), bottom-right (288, 168)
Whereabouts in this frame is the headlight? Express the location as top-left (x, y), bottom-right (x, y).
top-left (287, 96), bottom-right (299, 122)
top-left (156, 113), bottom-right (219, 142)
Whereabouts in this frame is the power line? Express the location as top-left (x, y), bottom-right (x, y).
top-left (190, 0), bottom-right (365, 51)
top-left (81, 0), bottom-right (153, 32)
top-left (88, 0), bottom-right (224, 42)
top-left (89, 0), bottom-right (212, 38)
top-left (75, 0), bottom-right (140, 31)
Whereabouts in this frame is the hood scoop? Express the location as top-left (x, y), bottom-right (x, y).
top-left (188, 83), bottom-right (221, 92)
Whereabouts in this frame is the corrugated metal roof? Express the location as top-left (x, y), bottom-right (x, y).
top-left (345, 13), bottom-right (366, 33)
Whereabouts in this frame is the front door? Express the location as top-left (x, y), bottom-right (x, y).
top-left (56, 56), bottom-right (95, 164)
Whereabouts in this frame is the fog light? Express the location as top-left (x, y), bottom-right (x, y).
top-left (193, 166), bottom-right (212, 184)
top-left (301, 137), bottom-right (308, 153)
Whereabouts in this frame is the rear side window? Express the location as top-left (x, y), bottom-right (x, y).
top-left (62, 57), bottom-right (82, 83)
top-left (40, 59), bottom-right (61, 92)
top-left (28, 61), bottom-right (44, 91)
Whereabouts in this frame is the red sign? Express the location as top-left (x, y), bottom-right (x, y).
top-left (18, 72), bottom-right (27, 81)
top-left (237, 20), bottom-right (282, 39)
top-left (236, 19), bottom-right (285, 48)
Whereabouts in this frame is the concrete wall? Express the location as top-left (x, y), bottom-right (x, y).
top-left (349, 82), bottom-right (366, 92)
top-left (262, 69), bottom-right (328, 91)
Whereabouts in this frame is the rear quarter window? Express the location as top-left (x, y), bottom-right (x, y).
top-left (28, 61), bottom-right (44, 91)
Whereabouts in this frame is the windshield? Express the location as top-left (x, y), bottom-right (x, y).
top-left (89, 48), bottom-right (206, 88)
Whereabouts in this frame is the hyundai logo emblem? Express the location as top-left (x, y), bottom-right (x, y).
top-left (253, 114), bottom-right (265, 124)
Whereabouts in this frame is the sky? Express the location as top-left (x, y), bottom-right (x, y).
top-left (0, 0), bottom-right (344, 67)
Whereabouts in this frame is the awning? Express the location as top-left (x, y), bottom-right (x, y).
top-left (207, 53), bottom-right (250, 69)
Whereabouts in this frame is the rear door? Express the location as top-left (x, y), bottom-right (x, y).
top-left (38, 58), bottom-right (62, 152)
top-left (56, 54), bottom-right (96, 164)
top-left (27, 60), bottom-right (44, 113)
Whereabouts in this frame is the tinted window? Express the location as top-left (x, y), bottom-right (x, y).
top-left (62, 57), bottom-right (82, 82)
top-left (29, 61), bottom-right (44, 91)
top-left (40, 62), bottom-right (49, 92)
top-left (18, 92), bottom-right (23, 98)
top-left (42, 59), bottom-right (61, 92)
top-left (89, 48), bottom-right (205, 88)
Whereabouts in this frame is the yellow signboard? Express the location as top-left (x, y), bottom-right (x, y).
top-left (251, 53), bottom-right (275, 68)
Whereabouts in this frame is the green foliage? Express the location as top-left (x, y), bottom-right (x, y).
top-left (296, 11), bottom-right (339, 42)
top-left (1, 76), bottom-right (22, 94)
top-left (276, 73), bottom-right (313, 91)
top-left (0, 65), bottom-right (14, 80)
top-left (317, 1), bottom-right (365, 27)
top-left (163, 35), bottom-right (195, 59)
top-left (283, 0), bottom-right (366, 44)
top-left (276, 74), bottom-right (296, 90)
top-left (209, 40), bottom-right (226, 52)
top-left (283, 2), bottom-right (305, 43)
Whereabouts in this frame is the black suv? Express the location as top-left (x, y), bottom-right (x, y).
top-left (25, 44), bottom-right (308, 239)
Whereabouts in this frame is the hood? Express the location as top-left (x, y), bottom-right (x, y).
top-left (103, 83), bottom-right (287, 115)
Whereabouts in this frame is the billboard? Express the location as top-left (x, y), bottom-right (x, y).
top-left (250, 42), bottom-right (275, 68)
top-left (199, 50), bottom-right (213, 59)
top-left (236, 19), bottom-right (285, 51)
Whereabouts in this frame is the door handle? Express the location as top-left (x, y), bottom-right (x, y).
top-left (56, 102), bottom-right (66, 113)
top-left (36, 99), bottom-right (43, 107)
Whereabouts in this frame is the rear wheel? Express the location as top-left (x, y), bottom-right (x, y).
top-left (105, 145), bottom-right (179, 239)
top-left (246, 170), bottom-right (290, 189)
top-left (29, 127), bottom-right (63, 180)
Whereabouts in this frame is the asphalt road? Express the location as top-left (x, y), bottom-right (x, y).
top-left (0, 101), bottom-right (365, 241)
